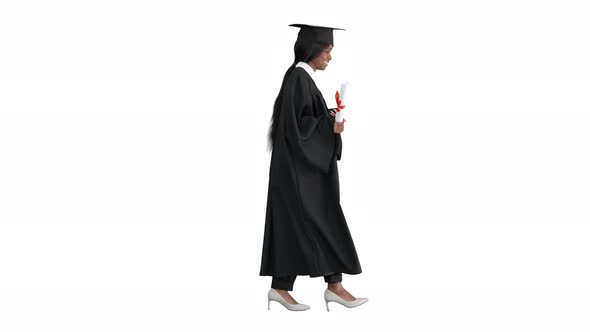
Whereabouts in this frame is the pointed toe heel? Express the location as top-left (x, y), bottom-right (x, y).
top-left (324, 289), bottom-right (368, 311)
top-left (267, 288), bottom-right (310, 311)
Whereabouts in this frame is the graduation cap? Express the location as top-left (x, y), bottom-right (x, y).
top-left (289, 23), bottom-right (345, 46)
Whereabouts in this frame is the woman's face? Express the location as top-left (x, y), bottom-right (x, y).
top-left (309, 44), bottom-right (333, 71)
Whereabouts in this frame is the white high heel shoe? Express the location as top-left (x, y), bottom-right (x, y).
top-left (324, 288), bottom-right (368, 312)
top-left (267, 288), bottom-right (311, 311)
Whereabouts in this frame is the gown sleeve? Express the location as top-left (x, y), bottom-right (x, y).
top-left (283, 74), bottom-right (336, 174)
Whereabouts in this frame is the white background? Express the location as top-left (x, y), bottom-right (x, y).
top-left (1, 0), bottom-right (589, 331)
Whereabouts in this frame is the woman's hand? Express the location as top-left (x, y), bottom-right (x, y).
top-left (334, 118), bottom-right (346, 133)
top-left (330, 108), bottom-right (346, 133)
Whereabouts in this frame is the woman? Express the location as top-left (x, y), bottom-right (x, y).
top-left (260, 23), bottom-right (368, 312)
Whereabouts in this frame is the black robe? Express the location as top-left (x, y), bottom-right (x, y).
top-left (259, 66), bottom-right (362, 278)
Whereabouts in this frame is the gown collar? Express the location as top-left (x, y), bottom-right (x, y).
top-left (295, 61), bottom-right (316, 83)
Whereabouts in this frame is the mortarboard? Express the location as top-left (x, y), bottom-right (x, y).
top-left (289, 23), bottom-right (345, 46)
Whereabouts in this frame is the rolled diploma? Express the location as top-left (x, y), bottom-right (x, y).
top-left (335, 80), bottom-right (348, 122)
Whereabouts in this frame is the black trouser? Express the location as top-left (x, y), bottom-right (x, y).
top-left (271, 273), bottom-right (343, 291)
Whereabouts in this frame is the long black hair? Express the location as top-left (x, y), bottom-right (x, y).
top-left (266, 38), bottom-right (331, 152)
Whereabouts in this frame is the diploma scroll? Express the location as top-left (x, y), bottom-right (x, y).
top-left (334, 81), bottom-right (348, 122)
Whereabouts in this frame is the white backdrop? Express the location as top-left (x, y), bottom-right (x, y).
top-left (1, 0), bottom-right (589, 331)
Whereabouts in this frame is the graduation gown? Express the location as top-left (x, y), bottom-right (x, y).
top-left (259, 66), bottom-right (362, 278)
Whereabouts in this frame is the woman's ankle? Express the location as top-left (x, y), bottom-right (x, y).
top-left (327, 282), bottom-right (344, 291)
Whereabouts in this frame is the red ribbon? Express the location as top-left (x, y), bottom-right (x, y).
top-left (335, 90), bottom-right (346, 112)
